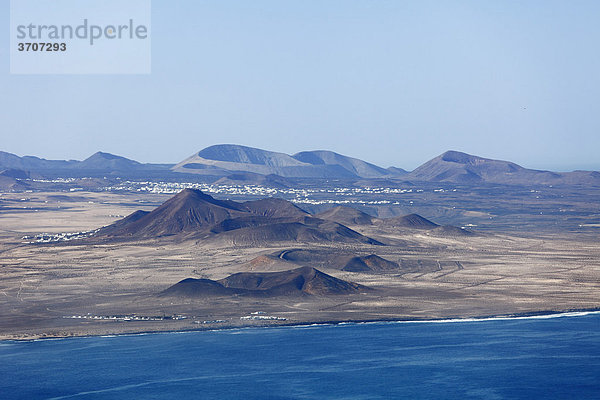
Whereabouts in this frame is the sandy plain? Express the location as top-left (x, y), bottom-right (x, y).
top-left (0, 191), bottom-right (598, 340)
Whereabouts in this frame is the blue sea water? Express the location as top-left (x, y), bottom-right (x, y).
top-left (1, 313), bottom-right (599, 400)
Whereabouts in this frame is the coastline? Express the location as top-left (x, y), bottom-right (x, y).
top-left (2, 191), bottom-right (599, 347)
top-left (3, 308), bottom-right (600, 343)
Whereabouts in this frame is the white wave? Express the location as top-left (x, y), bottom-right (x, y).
top-left (391, 310), bottom-right (600, 325)
top-left (6, 310), bottom-right (598, 344)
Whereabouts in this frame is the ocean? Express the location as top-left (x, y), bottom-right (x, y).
top-left (1, 312), bottom-right (599, 399)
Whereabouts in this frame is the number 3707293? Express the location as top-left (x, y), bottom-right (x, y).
top-left (18, 43), bottom-right (66, 52)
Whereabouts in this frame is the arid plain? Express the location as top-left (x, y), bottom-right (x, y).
top-left (1, 189), bottom-right (598, 340)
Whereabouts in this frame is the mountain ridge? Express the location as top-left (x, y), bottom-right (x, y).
top-left (408, 150), bottom-right (600, 185)
top-left (172, 144), bottom-right (404, 179)
top-left (0, 150), bottom-right (172, 173)
top-left (160, 266), bottom-right (367, 297)
top-left (96, 188), bottom-right (383, 246)
top-left (2, 146), bottom-right (598, 186)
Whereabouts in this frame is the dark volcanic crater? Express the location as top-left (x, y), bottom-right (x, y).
top-left (160, 266), bottom-right (367, 297)
top-left (96, 188), bottom-right (383, 245)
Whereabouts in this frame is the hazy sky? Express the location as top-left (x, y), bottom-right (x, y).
top-left (2, 0), bottom-right (599, 171)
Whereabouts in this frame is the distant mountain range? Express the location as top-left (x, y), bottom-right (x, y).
top-left (172, 144), bottom-right (403, 179)
top-left (0, 151), bottom-right (170, 173)
top-left (2, 145), bottom-right (599, 186)
top-left (409, 150), bottom-right (600, 185)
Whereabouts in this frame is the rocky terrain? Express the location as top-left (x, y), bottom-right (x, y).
top-left (0, 186), bottom-right (598, 340)
top-left (0, 146), bottom-right (599, 340)
top-left (4, 145), bottom-right (598, 186)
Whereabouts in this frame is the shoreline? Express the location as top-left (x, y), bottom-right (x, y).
top-left (3, 308), bottom-right (600, 343)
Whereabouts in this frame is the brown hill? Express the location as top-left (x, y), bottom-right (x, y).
top-left (97, 189), bottom-right (382, 245)
top-left (160, 278), bottom-right (240, 297)
top-left (242, 198), bottom-right (308, 218)
top-left (275, 248), bottom-right (345, 269)
top-left (244, 255), bottom-right (301, 272)
top-left (214, 218), bottom-right (383, 246)
top-left (99, 210), bottom-right (150, 234)
top-left (341, 255), bottom-right (400, 272)
top-left (380, 213), bottom-right (438, 229)
top-left (275, 249), bottom-right (399, 272)
top-left (428, 225), bottom-right (474, 237)
top-left (408, 150), bottom-right (600, 186)
top-left (160, 267), bottom-right (366, 297)
top-left (315, 206), bottom-right (375, 225)
top-left (98, 188), bottom-right (246, 237)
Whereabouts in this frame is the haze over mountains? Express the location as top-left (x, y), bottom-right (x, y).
top-left (2, 145), bottom-right (599, 186)
top-left (410, 151), bottom-right (600, 185)
top-left (0, 151), bottom-right (170, 173)
top-left (172, 144), bottom-right (400, 179)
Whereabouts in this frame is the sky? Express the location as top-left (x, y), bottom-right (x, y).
top-left (1, 0), bottom-right (599, 171)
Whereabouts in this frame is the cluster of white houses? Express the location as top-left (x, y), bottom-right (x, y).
top-left (64, 314), bottom-right (187, 322)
